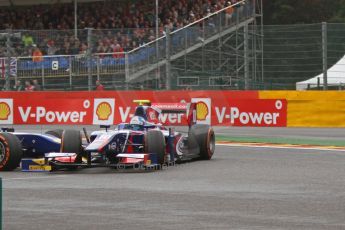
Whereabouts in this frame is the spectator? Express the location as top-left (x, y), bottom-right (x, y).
top-left (13, 80), bottom-right (23, 91)
top-left (59, 42), bottom-right (72, 55)
top-left (225, 1), bottom-right (235, 27)
top-left (46, 40), bottom-right (58, 55)
top-left (33, 79), bottom-right (42, 91)
top-left (95, 80), bottom-right (104, 90)
top-left (32, 45), bottom-right (43, 62)
top-left (70, 39), bottom-right (81, 55)
top-left (0, 0), bottom-right (239, 57)
top-left (25, 80), bottom-right (34, 91)
top-left (112, 43), bottom-right (125, 58)
top-left (22, 32), bottom-right (34, 47)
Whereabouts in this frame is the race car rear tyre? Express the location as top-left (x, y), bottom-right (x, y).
top-left (45, 129), bottom-right (64, 138)
top-left (61, 130), bottom-right (83, 163)
top-left (145, 130), bottom-right (166, 166)
top-left (189, 124), bottom-right (215, 160)
top-left (0, 133), bottom-right (23, 171)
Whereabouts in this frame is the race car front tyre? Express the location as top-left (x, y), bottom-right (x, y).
top-left (45, 129), bottom-right (64, 139)
top-left (0, 133), bottom-right (23, 171)
top-left (61, 129), bottom-right (83, 163)
top-left (145, 130), bottom-right (166, 166)
top-left (189, 124), bottom-right (215, 160)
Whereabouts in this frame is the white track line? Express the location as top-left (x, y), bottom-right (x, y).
top-left (2, 175), bottom-right (67, 181)
top-left (216, 143), bottom-right (345, 152)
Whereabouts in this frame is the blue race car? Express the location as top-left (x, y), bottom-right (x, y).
top-left (0, 100), bottom-right (215, 171)
top-left (0, 128), bottom-right (80, 171)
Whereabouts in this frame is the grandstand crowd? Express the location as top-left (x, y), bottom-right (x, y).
top-left (0, 0), bottom-right (241, 58)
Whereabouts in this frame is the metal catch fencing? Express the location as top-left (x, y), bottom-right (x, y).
top-left (0, 0), bottom-right (262, 90)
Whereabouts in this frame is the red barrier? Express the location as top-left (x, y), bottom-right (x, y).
top-left (0, 91), bottom-right (287, 127)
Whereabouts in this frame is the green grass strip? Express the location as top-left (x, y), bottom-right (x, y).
top-left (216, 135), bottom-right (345, 147)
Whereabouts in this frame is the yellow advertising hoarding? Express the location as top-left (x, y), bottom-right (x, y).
top-left (259, 91), bottom-right (345, 127)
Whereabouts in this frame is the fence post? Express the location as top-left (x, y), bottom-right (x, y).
top-left (322, 22), bottom-right (328, 90)
top-left (125, 53), bottom-right (129, 90)
top-left (244, 23), bottom-right (249, 90)
top-left (96, 55), bottom-right (100, 80)
top-left (155, 37), bottom-right (160, 89)
top-left (184, 27), bottom-right (188, 72)
top-left (5, 31), bottom-right (12, 91)
top-left (74, 0), bottom-right (78, 39)
top-left (69, 55), bottom-right (72, 90)
top-left (165, 27), bottom-right (171, 90)
top-left (87, 28), bottom-right (93, 91)
top-left (202, 21), bottom-right (205, 73)
top-left (235, 7), bottom-right (239, 81)
top-left (41, 63), bottom-right (45, 90)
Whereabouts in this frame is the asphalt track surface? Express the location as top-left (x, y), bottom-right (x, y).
top-left (2, 126), bottom-right (345, 230)
top-left (4, 125), bottom-right (345, 141)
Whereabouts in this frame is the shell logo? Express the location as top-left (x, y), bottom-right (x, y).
top-left (196, 101), bottom-right (209, 121)
top-left (0, 102), bottom-right (11, 120)
top-left (96, 102), bottom-right (112, 120)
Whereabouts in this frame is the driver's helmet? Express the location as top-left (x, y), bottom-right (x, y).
top-left (130, 116), bottom-right (146, 126)
top-left (129, 116), bottom-right (146, 131)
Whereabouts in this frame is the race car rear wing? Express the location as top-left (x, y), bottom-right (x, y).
top-left (151, 103), bottom-right (188, 113)
top-left (150, 102), bottom-right (197, 127)
top-left (132, 100), bottom-right (197, 127)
